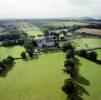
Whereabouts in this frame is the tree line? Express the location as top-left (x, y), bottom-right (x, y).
top-left (62, 43), bottom-right (90, 100)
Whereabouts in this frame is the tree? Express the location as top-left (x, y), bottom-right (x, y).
top-left (62, 43), bottom-right (74, 52)
top-left (0, 61), bottom-right (6, 72)
top-left (7, 56), bottom-right (15, 62)
top-left (64, 59), bottom-right (79, 78)
top-left (2, 56), bottom-right (15, 65)
top-left (62, 79), bottom-right (76, 100)
top-left (27, 51), bottom-right (33, 58)
top-left (21, 52), bottom-right (27, 60)
top-left (79, 50), bottom-right (88, 58)
top-left (88, 51), bottom-right (97, 61)
top-left (65, 49), bottom-right (75, 59)
top-left (24, 38), bottom-right (34, 51)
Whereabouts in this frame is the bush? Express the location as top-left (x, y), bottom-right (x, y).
top-left (88, 51), bottom-right (97, 61)
top-left (21, 52), bottom-right (27, 59)
top-left (78, 50), bottom-right (88, 58)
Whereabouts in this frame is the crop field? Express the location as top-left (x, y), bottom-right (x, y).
top-left (71, 38), bottom-right (101, 50)
top-left (76, 28), bottom-right (101, 36)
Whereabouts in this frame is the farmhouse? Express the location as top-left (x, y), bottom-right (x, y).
top-left (36, 38), bottom-right (56, 48)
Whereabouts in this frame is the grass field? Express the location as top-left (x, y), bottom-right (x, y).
top-left (79, 56), bottom-right (101, 100)
top-left (96, 50), bottom-right (101, 60)
top-left (16, 22), bottom-right (44, 39)
top-left (0, 50), bottom-right (66, 100)
top-left (25, 30), bottom-right (44, 39)
top-left (71, 38), bottom-right (101, 50)
top-left (44, 21), bottom-right (88, 27)
top-left (0, 45), bottom-right (101, 100)
top-left (0, 46), bottom-right (25, 60)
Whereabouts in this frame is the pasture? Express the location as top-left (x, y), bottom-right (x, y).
top-left (0, 50), bottom-right (66, 100)
top-left (16, 21), bottom-right (44, 39)
top-left (44, 21), bottom-right (88, 27)
top-left (0, 46), bottom-right (25, 60)
top-left (0, 45), bottom-right (101, 100)
top-left (0, 21), bottom-right (101, 100)
top-left (71, 38), bottom-right (101, 50)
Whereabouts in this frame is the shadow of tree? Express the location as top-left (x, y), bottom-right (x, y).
top-left (75, 74), bottom-right (90, 86)
top-left (65, 80), bottom-right (90, 100)
top-left (64, 74), bottom-right (90, 100)
top-left (96, 60), bottom-right (101, 65)
top-left (0, 62), bottom-right (16, 78)
top-left (76, 83), bottom-right (89, 96)
top-left (30, 54), bottom-right (39, 60)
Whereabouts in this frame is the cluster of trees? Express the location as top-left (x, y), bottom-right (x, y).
top-left (21, 50), bottom-right (38, 60)
top-left (85, 23), bottom-right (101, 29)
top-left (0, 56), bottom-right (15, 73)
top-left (62, 43), bottom-right (89, 100)
top-left (1, 39), bottom-right (24, 46)
top-left (24, 38), bottom-right (35, 59)
top-left (62, 48), bottom-right (81, 99)
top-left (21, 37), bottom-right (39, 60)
top-left (77, 32), bottom-right (101, 38)
top-left (78, 50), bottom-right (99, 62)
top-left (0, 34), bottom-right (20, 41)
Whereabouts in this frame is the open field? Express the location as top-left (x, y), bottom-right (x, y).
top-left (25, 30), bottom-right (44, 39)
top-left (96, 50), bottom-right (101, 60)
top-left (0, 51), bottom-right (66, 100)
top-left (0, 46), bottom-right (25, 60)
top-left (0, 21), bottom-right (101, 100)
top-left (43, 21), bottom-right (88, 27)
top-left (0, 45), bottom-right (101, 100)
top-left (79, 56), bottom-right (101, 100)
top-left (76, 28), bottom-right (101, 36)
top-left (71, 38), bottom-right (101, 50)
top-left (15, 21), bottom-right (44, 39)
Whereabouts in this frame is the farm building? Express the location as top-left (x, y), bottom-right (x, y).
top-left (36, 38), bottom-right (56, 48)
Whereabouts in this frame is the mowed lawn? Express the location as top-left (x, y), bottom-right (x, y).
top-left (0, 46), bottom-right (101, 100)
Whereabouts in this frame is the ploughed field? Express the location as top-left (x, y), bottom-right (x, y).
top-left (76, 28), bottom-right (101, 36)
top-left (0, 46), bottom-right (101, 100)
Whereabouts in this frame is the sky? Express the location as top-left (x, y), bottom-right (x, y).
top-left (0, 0), bottom-right (101, 19)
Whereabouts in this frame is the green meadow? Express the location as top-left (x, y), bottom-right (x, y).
top-left (44, 21), bottom-right (88, 27)
top-left (71, 38), bottom-right (101, 50)
top-left (0, 46), bottom-right (101, 100)
top-left (0, 20), bottom-right (101, 100)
